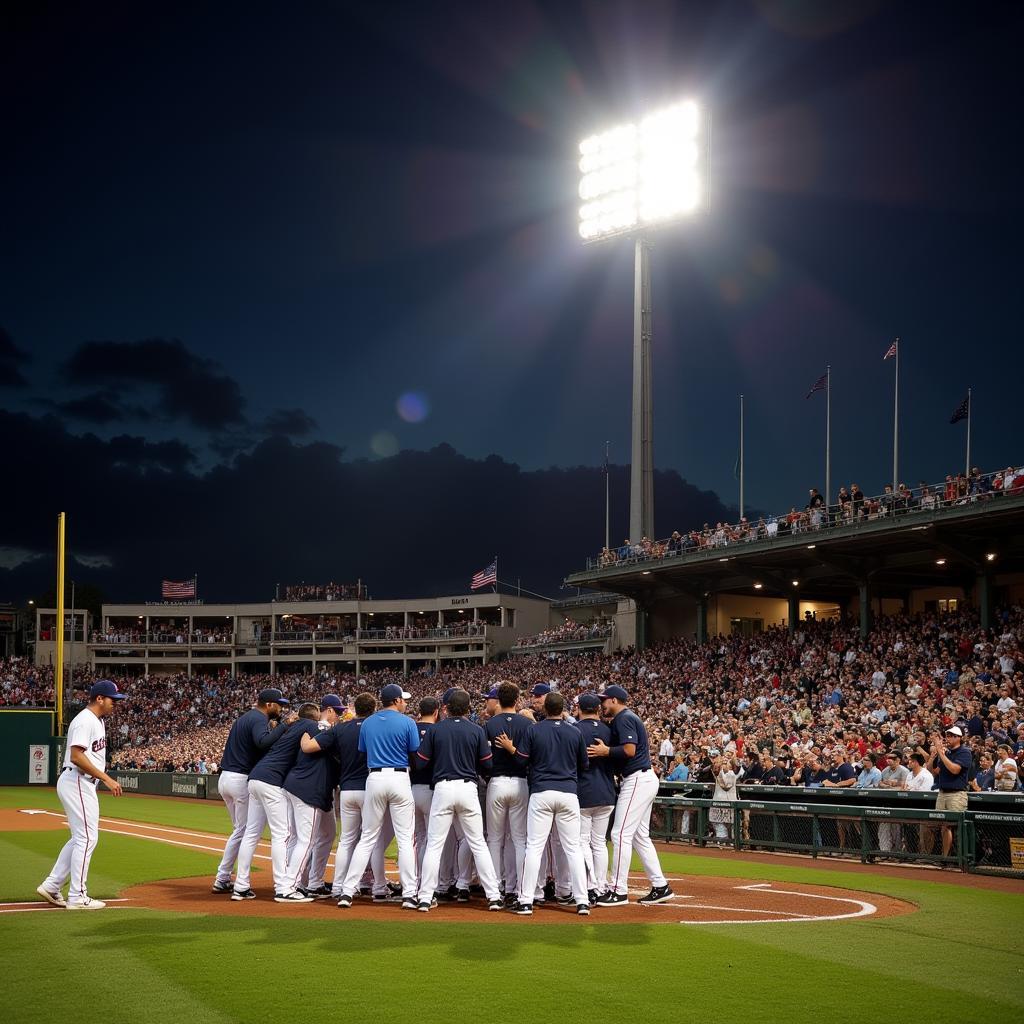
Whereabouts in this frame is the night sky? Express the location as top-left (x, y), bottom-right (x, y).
top-left (3, 0), bottom-right (1023, 602)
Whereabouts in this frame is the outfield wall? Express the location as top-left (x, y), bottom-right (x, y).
top-left (0, 709), bottom-right (56, 785)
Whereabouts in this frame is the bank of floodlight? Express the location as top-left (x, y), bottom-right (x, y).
top-left (578, 99), bottom-right (706, 242)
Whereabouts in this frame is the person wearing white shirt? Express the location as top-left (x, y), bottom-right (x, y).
top-left (38, 680), bottom-right (128, 910)
top-left (994, 745), bottom-right (1019, 791)
top-left (658, 736), bottom-right (675, 771)
top-left (905, 752), bottom-right (936, 854)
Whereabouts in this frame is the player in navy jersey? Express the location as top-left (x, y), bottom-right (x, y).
top-left (573, 693), bottom-right (616, 902)
top-left (587, 686), bottom-right (673, 906)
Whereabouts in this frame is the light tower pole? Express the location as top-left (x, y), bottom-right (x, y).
top-left (631, 237), bottom-right (654, 541)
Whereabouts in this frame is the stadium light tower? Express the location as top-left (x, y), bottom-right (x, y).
top-left (578, 99), bottom-right (708, 543)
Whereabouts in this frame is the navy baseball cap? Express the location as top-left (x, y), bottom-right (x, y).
top-left (90, 679), bottom-right (127, 701)
top-left (380, 683), bottom-right (412, 702)
top-left (530, 683), bottom-right (552, 697)
top-left (258, 687), bottom-right (290, 706)
top-left (320, 694), bottom-right (346, 712)
top-left (442, 686), bottom-right (459, 705)
top-left (482, 686), bottom-right (500, 700)
top-left (577, 693), bottom-right (601, 712)
top-left (600, 685), bottom-right (629, 702)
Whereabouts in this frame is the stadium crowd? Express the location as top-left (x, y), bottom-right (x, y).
top-left (512, 618), bottom-right (615, 649)
top-left (3, 605), bottom-right (1021, 791)
top-left (280, 582), bottom-right (366, 602)
top-left (596, 463), bottom-right (1024, 567)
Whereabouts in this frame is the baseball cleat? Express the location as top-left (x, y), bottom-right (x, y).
top-left (66, 897), bottom-right (106, 910)
top-left (511, 901), bottom-right (533, 916)
top-left (594, 891), bottom-right (629, 907)
top-left (210, 879), bottom-right (234, 895)
top-left (555, 894), bottom-right (574, 906)
top-left (336, 894), bottom-right (353, 909)
top-left (587, 888), bottom-right (598, 906)
top-left (487, 899), bottom-right (504, 912)
top-left (274, 890), bottom-right (314, 904)
top-left (637, 885), bottom-right (675, 906)
top-left (306, 884), bottom-right (333, 900)
top-left (416, 901), bottom-right (432, 913)
top-left (36, 885), bottom-right (66, 908)
top-left (401, 898), bottom-right (419, 910)
top-left (503, 893), bottom-right (518, 909)
top-left (455, 888), bottom-right (471, 903)
top-left (231, 888), bottom-right (257, 901)
top-left (543, 880), bottom-right (555, 902)
top-left (576, 904), bottom-right (591, 916)
top-left (435, 885), bottom-right (458, 902)
top-left (386, 881), bottom-right (403, 897)
top-left (372, 891), bottom-right (400, 903)
top-left (358, 886), bottom-right (372, 897)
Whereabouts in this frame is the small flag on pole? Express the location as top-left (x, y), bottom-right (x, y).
top-left (949, 394), bottom-right (970, 424)
top-left (471, 560), bottom-right (497, 591)
top-left (883, 340), bottom-right (898, 360)
top-left (162, 578), bottom-right (196, 599)
top-left (805, 372), bottom-right (827, 399)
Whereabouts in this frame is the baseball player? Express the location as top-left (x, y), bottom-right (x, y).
top-left (335, 683), bottom-right (420, 909)
top-left (278, 698), bottom-right (346, 902)
top-left (410, 697), bottom-right (440, 889)
top-left (37, 679), bottom-right (127, 910)
top-left (573, 693), bottom-right (616, 902)
top-left (495, 690), bottom-right (590, 916)
top-left (233, 700), bottom-right (318, 900)
top-left (304, 695), bottom-right (347, 898)
top-left (302, 692), bottom-right (391, 900)
top-left (212, 687), bottom-right (293, 894)
top-left (483, 682), bottom-right (532, 903)
top-left (414, 689), bottom-right (503, 912)
top-left (588, 685), bottom-right (673, 906)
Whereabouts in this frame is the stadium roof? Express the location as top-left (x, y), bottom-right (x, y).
top-left (564, 493), bottom-right (1024, 602)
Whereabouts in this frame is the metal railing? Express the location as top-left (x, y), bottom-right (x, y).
top-left (585, 464), bottom-right (1023, 571)
top-left (651, 795), bottom-right (1024, 877)
top-left (271, 626), bottom-right (489, 643)
top-left (91, 633), bottom-right (236, 646)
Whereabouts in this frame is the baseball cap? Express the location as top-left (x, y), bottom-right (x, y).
top-left (90, 679), bottom-right (127, 701)
top-left (482, 686), bottom-right (500, 700)
top-left (320, 694), bottom-right (346, 712)
top-left (380, 683), bottom-right (412, 702)
top-left (530, 683), bottom-right (552, 697)
top-left (441, 686), bottom-right (459, 705)
top-left (258, 687), bottom-right (290, 706)
top-left (945, 726), bottom-right (964, 737)
top-left (600, 684), bottom-right (629, 702)
top-left (577, 693), bottom-right (601, 712)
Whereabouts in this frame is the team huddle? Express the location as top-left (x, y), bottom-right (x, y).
top-left (212, 680), bottom-right (675, 915)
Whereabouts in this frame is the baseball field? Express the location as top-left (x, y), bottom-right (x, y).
top-left (3, 787), bottom-right (1021, 1024)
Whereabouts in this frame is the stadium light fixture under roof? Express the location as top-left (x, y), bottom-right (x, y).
top-left (578, 99), bottom-right (706, 242)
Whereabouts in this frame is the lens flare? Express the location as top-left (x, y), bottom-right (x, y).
top-left (396, 391), bottom-right (430, 423)
top-left (370, 431), bottom-right (399, 457)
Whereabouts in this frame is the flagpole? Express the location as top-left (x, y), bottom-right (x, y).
top-left (965, 387), bottom-right (971, 478)
top-left (493, 555), bottom-right (497, 595)
top-left (825, 365), bottom-right (831, 509)
top-left (739, 394), bottom-right (745, 518)
top-left (892, 339), bottom-right (899, 488)
top-left (604, 441), bottom-right (610, 553)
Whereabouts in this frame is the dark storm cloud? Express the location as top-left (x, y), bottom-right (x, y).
top-left (0, 327), bottom-right (31, 388)
top-left (41, 389), bottom-right (151, 425)
top-left (62, 338), bottom-right (245, 431)
top-left (263, 408), bottom-right (318, 436)
top-left (0, 415), bottom-right (734, 604)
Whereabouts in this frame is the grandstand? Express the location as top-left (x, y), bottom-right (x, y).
top-left (566, 473), bottom-right (1024, 648)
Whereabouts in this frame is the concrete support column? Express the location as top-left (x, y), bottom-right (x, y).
top-left (859, 582), bottom-right (872, 639)
top-left (788, 594), bottom-right (799, 634)
top-left (696, 596), bottom-right (708, 645)
top-left (978, 572), bottom-right (993, 630)
top-left (635, 603), bottom-right (650, 651)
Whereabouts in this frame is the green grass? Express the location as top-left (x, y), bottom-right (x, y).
top-left (4, 787), bottom-right (1023, 1024)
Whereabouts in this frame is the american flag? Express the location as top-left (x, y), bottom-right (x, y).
top-left (805, 372), bottom-right (827, 399)
top-left (471, 560), bottom-right (497, 591)
top-left (883, 339), bottom-right (898, 360)
top-left (949, 394), bottom-right (970, 424)
top-left (162, 578), bottom-right (196, 599)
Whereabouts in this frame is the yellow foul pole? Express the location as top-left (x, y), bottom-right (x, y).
top-left (56, 513), bottom-right (66, 736)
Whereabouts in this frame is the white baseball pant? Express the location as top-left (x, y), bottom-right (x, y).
top-left (235, 778), bottom-right (289, 893)
top-left (43, 769), bottom-right (100, 901)
top-left (416, 780), bottom-right (500, 903)
top-left (214, 770), bottom-right (249, 884)
top-left (607, 769), bottom-right (666, 896)
top-left (518, 790), bottom-right (588, 906)
top-left (307, 790), bottom-right (339, 890)
top-left (340, 770), bottom-right (417, 898)
top-left (579, 804), bottom-right (614, 891)
top-left (282, 793), bottom-right (323, 895)
top-left (486, 776), bottom-right (528, 894)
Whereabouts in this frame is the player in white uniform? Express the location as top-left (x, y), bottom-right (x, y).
top-left (38, 680), bottom-right (127, 909)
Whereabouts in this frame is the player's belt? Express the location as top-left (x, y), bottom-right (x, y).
top-left (369, 767), bottom-right (407, 773)
top-left (62, 767), bottom-right (99, 785)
